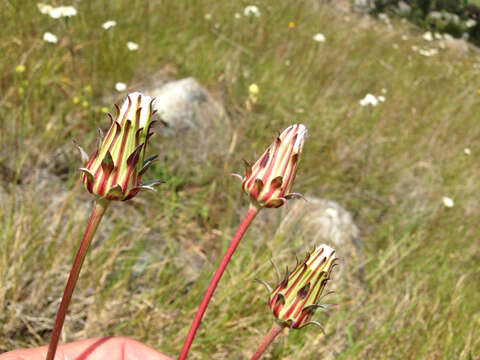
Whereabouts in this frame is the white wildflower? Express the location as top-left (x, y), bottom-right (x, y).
top-left (442, 196), bottom-right (454, 208)
top-left (378, 95), bottom-right (386, 102)
top-left (423, 31), bottom-right (433, 42)
top-left (234, 12), bottom-right (241, 19)
top-left (60, 6), bottom-right (77, 17)
top-left (244, 5), bottom-right (260, 17)
top-left (359, 93), bottom-right (378, 106)
top-left (401, 34), bottom-right (408, 41)
top-left (47, 6), bottom-right (77, 18)
top-left (434, 32), bottom-right (443, 40)
top-left (466, 19), bottom-right (476, 28)
top-left (102, 20), bottom-right (116, 30)
top-left (115, 82), bottom-right (127, 92)
top-left (419, 48), bottom-right (438, 57)
top-left (204, 13), bottom-right (212, 21)
top-left (381, 88), bottom-right (387, 94)
top-left (313, 33), bottom-right (326, 42)
top-left (43, 32), bottom-right (58, 43)
top-left (37, 3), bottom-right (53, 14)
top-left (126, 41), bottom-right (139, 51)
top-left (464, 148), bottom-right (471, 155)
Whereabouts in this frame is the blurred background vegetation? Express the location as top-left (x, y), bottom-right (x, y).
top-left (0, 0), bottom-right (479, 359)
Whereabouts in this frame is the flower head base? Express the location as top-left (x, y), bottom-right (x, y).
top-left (79, 92), bottom-right (162, 201)
top-left (237, 124), bottom-right (306, 208)
top-left (258, 245), bottom-right (337, 329)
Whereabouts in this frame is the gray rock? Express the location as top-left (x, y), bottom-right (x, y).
top-left (149, 77), bottom-right (229, 137)
top-left (256, 197), bottom-right (362, 292)
top-left (444, 37), bottom-right (470, 55)
top-left (398, 1), bottom-right (411, 14)
top-left (277, 198), bottom-right (361, 281)
top-left (142, 77), bottom-right (233, 167)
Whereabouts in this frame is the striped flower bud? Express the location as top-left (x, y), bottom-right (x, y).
top-left (78, 92), bottom-right (161, 201)
top-left (238, 124), bottom-right (306, 208)
top-left (258, 245), bottom-right (337, 329)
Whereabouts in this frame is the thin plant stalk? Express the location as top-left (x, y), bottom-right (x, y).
top-left (46, 198), bottom-right (110, 360)
top-left (250, 323), bottom-right (285, 360)
top-left (178, 205), bottom-right (260, 360)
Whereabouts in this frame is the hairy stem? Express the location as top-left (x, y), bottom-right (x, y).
top-left (46, 198), bottom-right (110, 360)
top-left (178, 205), bottom-right (260, 360)
top-left (250, 323), bottom-right (285, 360)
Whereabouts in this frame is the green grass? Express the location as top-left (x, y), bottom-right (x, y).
top-left (1, 0), bottom-right (480, 359)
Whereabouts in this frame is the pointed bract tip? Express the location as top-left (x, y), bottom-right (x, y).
top-left (73, 140), bottom-right (90, 163)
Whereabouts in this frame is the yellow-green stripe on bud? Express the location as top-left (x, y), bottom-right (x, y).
top-left (237, 124), bottom-right (306, 208)
top-left (258, 245), bottom-right (337, 330)
top-left (79, 92), bottom-right (162, 201)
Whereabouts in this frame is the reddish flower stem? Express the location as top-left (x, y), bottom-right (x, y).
top-left (46, 198), bottom-right (110, 360)
top-left (250, 323), bottom-right (285, 360)
top-left (178, 205), bottom-right (260, 360)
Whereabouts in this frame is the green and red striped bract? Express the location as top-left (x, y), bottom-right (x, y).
top-left (268, 245), bottom-right (337, 329)
top-left (240, 124), bottom-right (306, 208)
top-left (80, 92), bottom-right (161, 201)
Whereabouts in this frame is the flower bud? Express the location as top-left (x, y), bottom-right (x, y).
top-left (79, 92), bottom-right (161, 201)
top-left (239, 124), bottom-right (306, 208)
top-left (258, 245), bottom-right (337, 329)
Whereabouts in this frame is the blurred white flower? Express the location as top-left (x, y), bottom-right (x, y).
top-left (434, 32), bottom-right (443, 40)
top-left (392, 43), bottom-right (399, 49)
top-left (359, 93), bottom-right (379, 106)
top-left (401, 34), bottom-right (408, 41)
top-left (126, 41), bottom-right (139, 51)
top-left (442, 196), bottom-right (454, 208)
top-left (204, 13), bottom-right (212, 20)
top-left (37, 3), bottom-right (53, 14)
top-left (419, 48), bottom-right (438, 57)
top-left (378, 95), bottom-right (386, 102)
top-left (60, 6), bottom-right (77, 17)
top-left (466, 19), bottom-right (476, 28)
top-left (313, 33), bottom-right (326, 42)
top-left (115, 82), bottom-right (127, 92)
top-left (43, 32), bottom-right (58, 43)
top-left (244, 5), bottom-right (260, 17)
top-left (423, 31), bottom-right (433, 41)
top-left (234, 12), bottom-right (241, 19)
top-left (378, 13), bottom-right (389, 22)
top-left (464, 148), bottom-right (471, 155)
top-left (102, 20), bottom-right (117, 30)
top-left (381, 88), bottom-right (387, 94)
top-left (40, 5), bottom-right (77, 18)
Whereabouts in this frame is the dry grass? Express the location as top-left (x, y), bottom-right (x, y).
top-left (0, 0), bottom-right (479, 359)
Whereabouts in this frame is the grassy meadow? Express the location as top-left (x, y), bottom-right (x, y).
top-left (1, 0), bottom-right (479, 359)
